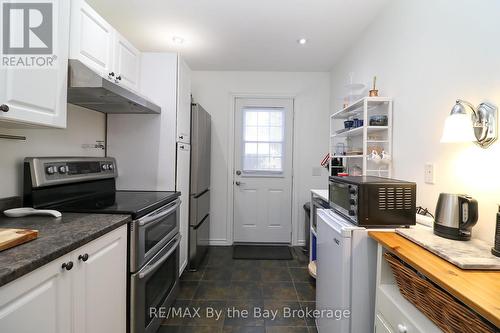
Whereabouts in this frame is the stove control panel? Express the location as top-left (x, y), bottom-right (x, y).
top-left (25, 157), bottom-right (118, 188)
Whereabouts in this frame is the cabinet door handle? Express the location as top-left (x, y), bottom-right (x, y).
top-left (78, 253), bottom-right (89, 262)
top-left (115, 75), bottom-right (122, 82)
top-left (62, 261), bottom-right (74, 271)
top-left (108, 72), bottom-right (115, 77)
top-left (0, 104), bottom-right (9, 112)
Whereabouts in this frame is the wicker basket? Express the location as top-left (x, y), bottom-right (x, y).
top-left (384, 252), bottom-right (497, 333)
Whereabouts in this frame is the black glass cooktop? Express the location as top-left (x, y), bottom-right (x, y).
top-left (46, 191), bottom-right (180, 219)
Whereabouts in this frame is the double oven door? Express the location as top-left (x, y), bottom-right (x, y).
top-left (129, 198), bottom-right (181, 333)
top-left (130, 198), bottom-right (181, 272)
top-left (130, 234), bottom-right (180, 333)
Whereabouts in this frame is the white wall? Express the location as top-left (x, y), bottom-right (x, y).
top-left (0, 105), bottom-right (106, 197)
top-left (330, 0), bottom-right (500, 243)
top-left (107, 53), bottom-right (178, 191)
top-left (191, 71), bottom-right (330, 245)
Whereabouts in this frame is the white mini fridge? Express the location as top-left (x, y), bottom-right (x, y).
top-left (316, 209), bottom-right (379, 333)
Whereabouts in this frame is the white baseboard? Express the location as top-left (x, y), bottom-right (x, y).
top-left (209, 239), bottom-right (232, 246)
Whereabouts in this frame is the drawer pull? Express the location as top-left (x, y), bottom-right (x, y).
top-left (397, 324), bottom-right (407, 333)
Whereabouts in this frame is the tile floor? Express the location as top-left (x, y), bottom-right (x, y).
top-left (158, 246), bottom-right (317, 333)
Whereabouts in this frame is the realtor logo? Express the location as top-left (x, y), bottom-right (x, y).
top-left (3, 2), bottom-right (52, 54)
top-left (1, 1), bottom-right (56, 68)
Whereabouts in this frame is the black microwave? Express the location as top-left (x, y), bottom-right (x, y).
top-left (328, 176), bottom-right (416, 227)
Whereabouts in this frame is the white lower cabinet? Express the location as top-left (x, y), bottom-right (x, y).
top-left (0, 254), bottom-right (72, 333)
top-left (0, 225), bottom-right (127, 333)
top-left (375, 314), bottom-right (394, 333)
top-left (73, 226), bottom-right (127, 333)
top-left (374, 245), bottom-right (442, 333)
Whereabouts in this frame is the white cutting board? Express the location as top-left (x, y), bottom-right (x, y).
top-left (396, 225), bottom-right (500, 270)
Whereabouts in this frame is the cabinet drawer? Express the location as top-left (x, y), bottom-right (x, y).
top-left (377, 285), bottom-right (442, 333)
top-left (375, 314), bottom-right (394, 333)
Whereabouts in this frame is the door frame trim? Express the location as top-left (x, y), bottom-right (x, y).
top-left (226, 93), bottom-right (297, 245)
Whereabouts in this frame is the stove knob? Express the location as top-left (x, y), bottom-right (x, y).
top-left (349, 199), bottom-right (356, 205)
top-left (58, 166), bottom-right (68, 174)
top-left (46, 166), bottom-right (56, 175)
top-left (108, 163), bottom-right (114, 171)
top-left (348, 209), bottom-right (356, 216)
top-left (349, 188), bottom-right (357, 195)
top-left (101, 164), bottom-right (109, 171)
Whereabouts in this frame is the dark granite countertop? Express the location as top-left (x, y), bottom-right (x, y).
top-left (0, 212), bottom-right (131, 287)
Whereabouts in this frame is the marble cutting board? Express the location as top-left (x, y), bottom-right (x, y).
top-left (396, 225), bottom-right (500, 270)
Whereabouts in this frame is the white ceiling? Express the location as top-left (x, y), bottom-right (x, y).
top-left (87, 0), bottom-right (389, 71)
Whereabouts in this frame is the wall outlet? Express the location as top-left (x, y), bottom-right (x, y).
top-left (424, 163), bottom-right (435, 184)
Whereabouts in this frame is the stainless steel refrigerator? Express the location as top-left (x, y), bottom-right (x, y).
top-left (188, 103), bottom-right (211, 270)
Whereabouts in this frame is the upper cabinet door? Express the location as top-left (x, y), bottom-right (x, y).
top-left (0, 0), bottom-right (70, 128)
top-left (177, 57), bottom-right (192, 143)
top-left (69, 0), bottom-right (114, 77)
top-left (114, 32), bottom-right (141, 92)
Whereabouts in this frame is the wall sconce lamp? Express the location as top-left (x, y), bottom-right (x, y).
top-left (441, 99), bottom-right (498, 148)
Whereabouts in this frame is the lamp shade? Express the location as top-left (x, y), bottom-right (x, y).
top-left (440, 113), bottom-right (476, 143)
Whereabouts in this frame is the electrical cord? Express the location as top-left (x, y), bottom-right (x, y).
top-left (416, 206), bottom-right (434, 219)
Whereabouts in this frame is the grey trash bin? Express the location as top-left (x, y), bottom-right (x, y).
top-left (303, 202), bottom-right (311, 253)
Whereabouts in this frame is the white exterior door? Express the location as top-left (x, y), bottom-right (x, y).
top-left (233, 98), bottom-right (293, 243)
top-left (73, 226), bottom-right (127, 333)
top-left (0, 255), bottom-right (72, 333)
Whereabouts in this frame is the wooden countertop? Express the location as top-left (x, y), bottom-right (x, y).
top-left (369, 231), bottom-right (500, 328)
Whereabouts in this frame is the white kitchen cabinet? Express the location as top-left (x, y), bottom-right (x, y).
top-left (73, 225), bottom-right (127, 333)
top-left (69, 0), bottom-right (114, 77)
top-left (114, 32), bottom-right (141, 92)
top-left (375, 314), bottom-right (394, 333)
top-left (0, 0), bottom-right (70, 128)
top-left (0, 225), bottom-right (127, 333)
top-left (177, 56), bottom-right (192, 143)
top-left (176, 143), bottom-right (191, 272)
top-left (70, 0), bottom-right (145, 93)
top-left (0, 255), bottom-right (72, 333)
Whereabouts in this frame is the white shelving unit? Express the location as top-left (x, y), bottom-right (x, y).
top-left (329, 97), bottom-right (393, 177)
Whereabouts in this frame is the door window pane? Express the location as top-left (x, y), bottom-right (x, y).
top-left (242, 107), bottom-right (285, 173)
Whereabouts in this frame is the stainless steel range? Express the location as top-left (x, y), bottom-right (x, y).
top-left (23, 157), bottom-right (181, 333)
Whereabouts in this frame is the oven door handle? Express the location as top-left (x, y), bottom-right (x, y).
top-left (138, 198), bottom-right (181, 226)
top-left (138, 236), bottom-right (181, 280)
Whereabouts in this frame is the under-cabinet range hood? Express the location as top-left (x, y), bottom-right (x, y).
top-left (67, 59), bottom-right (161, 114)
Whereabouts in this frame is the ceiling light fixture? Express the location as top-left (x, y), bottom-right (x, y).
top-left (172, 36), bottom-right (185, 45)
top-left (297, 38), bottom-right (307, 45)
